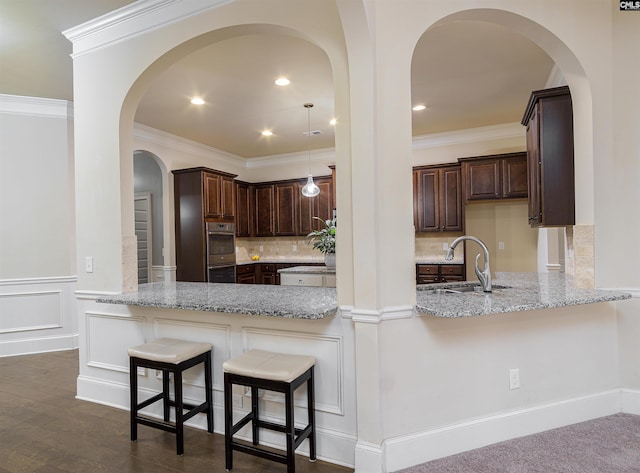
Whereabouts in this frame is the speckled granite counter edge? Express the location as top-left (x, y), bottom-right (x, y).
top-left (415, 273), bottom-right (632, 318)
top-left (96, 282), bottom-right (338, 320)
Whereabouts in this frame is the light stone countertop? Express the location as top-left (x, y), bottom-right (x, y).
top-left (278, 266), bottom-right (336, 274)
top-left (238, 257), bottom-right (463, 265)
top-left (97, 282), bottom-right (337, 319)
top-left (416, 272), bottom-right (631, 318)
top-left (97, 272), bottom-right (631, 321)
top-left (237, 257), bottom-right (324, 265)
top-left (414, 258), bottom-right (464, 265)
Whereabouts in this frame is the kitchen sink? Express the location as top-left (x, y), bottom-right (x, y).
top-left (419, 284), bottom-right (510, 295)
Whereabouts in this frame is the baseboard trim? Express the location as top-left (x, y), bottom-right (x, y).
top-left (354, 441), bottom-right (386, 473)
top-left (384, 389), bottom-right (622, 472)
top-left (76, 375), bottom-right (356, 467)
top-left (621, 389), bottom-right (640, 414)
top-left (0, 333), bottom-right (79, 358)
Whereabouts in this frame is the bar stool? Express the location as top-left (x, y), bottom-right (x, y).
top-left (223, 349), bottom-right (316, 473)
top-left (128, 338), bottom-right (214, 455)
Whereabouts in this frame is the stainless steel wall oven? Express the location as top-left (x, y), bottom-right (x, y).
top-left (206, 222), bottom-right (236, 283)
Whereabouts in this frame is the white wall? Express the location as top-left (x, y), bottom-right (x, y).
top-left (0, 95), bottom-right (78, 356)
top-left (0, 99), bottom-right (75, 279)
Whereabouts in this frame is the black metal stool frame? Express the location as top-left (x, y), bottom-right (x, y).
top-left (129, 350), bottom-right (213, 455)
top-left (224, 366), bottom-right (316, 472)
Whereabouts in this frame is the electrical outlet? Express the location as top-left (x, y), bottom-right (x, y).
top-left (85, 256), bottom-right (93, 273)
top-left (499, 242), bottom-right (505, 250)
top-left (259, 245), bottom-right (264, 252)
top-left (442, 242), bottom-right (449, 250)
top-left (292, 244), bottom-right (297, 252)
top-left (509, 368), bottom-right (521, 389)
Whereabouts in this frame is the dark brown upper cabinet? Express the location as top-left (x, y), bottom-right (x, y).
top-left (298, 176), bottom-right (333, 235)
top-left (246, 175), bottom-right (334, 238)
top-left (235, 180), bottom-right (252, 237)
top-left (253, 184), bottom-right (275, 237)
top-left (521, 86), bottom-right (575, 227)
top-left (198, 169), bottom-right (236, 220)
top-left (459, 152), bottom-right (528, 202)
top-left (413, 164), bottom-right (463, 233)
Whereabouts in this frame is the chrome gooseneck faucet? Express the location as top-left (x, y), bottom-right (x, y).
top-left (445, 235), bottom-right (492, 292)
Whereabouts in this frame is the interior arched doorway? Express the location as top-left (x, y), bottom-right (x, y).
top-left (409, 7), bottom-right (593, 284)
top-left (133, 150), bottom-right (165, 283)
top-left (117, 20), bottom-right (349, 292)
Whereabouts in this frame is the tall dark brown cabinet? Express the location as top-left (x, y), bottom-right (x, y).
top-left (173, 167), bottom-right (237, 281)
top-left (521, 86), bottom-right (575, 227)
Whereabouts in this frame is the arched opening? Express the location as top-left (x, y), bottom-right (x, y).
top-left (410, 8), bottom-right (591, 283)
top-left (121, 24), bottom-right (339, 288)
top-left (133, 150), bottom-right (165, 283)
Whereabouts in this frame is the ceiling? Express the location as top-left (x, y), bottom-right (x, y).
top-left (0, 0), bottom-right (555, 159)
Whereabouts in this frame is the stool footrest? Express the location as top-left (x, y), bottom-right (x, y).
top-left (181, 402), bottom-right (210, 423)
top-left (231, 411), bottom-right (254, 436)
top-left (294, 424), bottom-right (313, 450)
top-left (255, 418), bottom-right (307, 439)
top-left (136, 415), bottom-right (178, 434)
top-left (137, 392), bottom-right (165, 410)
top-left (231, 441), bottom-right (288, 465)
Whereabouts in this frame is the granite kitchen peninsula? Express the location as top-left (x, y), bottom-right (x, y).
top-left (87, 273), bottom-right (632, 469)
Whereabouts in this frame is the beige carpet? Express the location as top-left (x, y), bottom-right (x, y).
top-left (395, 413), bottom-right (640, 473)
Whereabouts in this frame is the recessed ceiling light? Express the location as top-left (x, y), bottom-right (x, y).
top-left (330, 118), bottom-right (337, 126)
top-left (261, 130), bottom-right (273, 136)
top-left (190, 97), bottom-right (205, 105)
top-left (412, 104), bottom-right (427, 111)
top-left (274, 77), bottom-right (290, 86)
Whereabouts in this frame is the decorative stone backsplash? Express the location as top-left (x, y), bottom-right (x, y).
top-left (237, 233), bottom-right (465, 264)
top-left (565, 225), bottom-right (595, 288)
top-left (236, 236), bottom-right (324, 263)
top-left (415, 233), bottom-right (465, 263)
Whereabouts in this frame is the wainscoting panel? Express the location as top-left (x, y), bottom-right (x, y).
top-left (153, 318), bottom-right (231, 392)
top-left (242, 327), bottom-right (344, 415)
top-left (0, 276), bottom-right (77, 357)
top-left (0, 290), bottom-right (62, 333)
top-left (85, 312), bottom-right (145, 373)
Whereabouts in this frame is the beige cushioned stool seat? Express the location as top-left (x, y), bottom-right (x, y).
top-left (128, 338), bottom-right (212, 364)
top-left (223, 349), bottom-right (315, 383)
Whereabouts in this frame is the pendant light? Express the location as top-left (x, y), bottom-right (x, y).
top-left (301, 103), bottom-right (320, 197)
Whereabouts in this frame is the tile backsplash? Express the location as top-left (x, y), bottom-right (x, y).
top-left (237, 234), bottom-right (464, 264)
top-left (415, 233), bottom-right (464, 262)
top-left (236, 237), bottom-right (324, 263)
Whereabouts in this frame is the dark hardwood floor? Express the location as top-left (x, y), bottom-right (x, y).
top-left (0, 350), bottom-right (353, 473)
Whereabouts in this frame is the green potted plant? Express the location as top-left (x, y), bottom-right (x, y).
top-left (306, 216), bottom-right (336, 268)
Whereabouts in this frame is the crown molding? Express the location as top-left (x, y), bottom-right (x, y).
top-left (412, 122), bottom-right (524, 150)
top-left (0, 94), bottom-right (73, 119)
top-left (133, 122), bottom-right (245, 168)
top-left (246, 147), bottom-right (336, 169)
top-left (62, 0), bottom-right (233, 57)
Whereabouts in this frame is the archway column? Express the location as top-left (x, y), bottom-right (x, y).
top-left (338, 1), bottom-right (417, 469)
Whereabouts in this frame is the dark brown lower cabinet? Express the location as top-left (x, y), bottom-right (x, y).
top-left (236, 264), bottom-right (256, 284)
top-left (416, 264), bottom-right (465, 284)
top-left (236, 262), bottom-right (325, 285)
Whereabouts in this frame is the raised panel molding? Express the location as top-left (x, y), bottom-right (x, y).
top-left (153, 318), bottom-right (231, 392)
top-left (0, 290), bottom-right (63, 333)
top-left (85, 312), bottom-right (145, 372)
top-left (241, 327), bottom-right (344, 415)
top-left (0, 276), bottom-right (77, 357)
